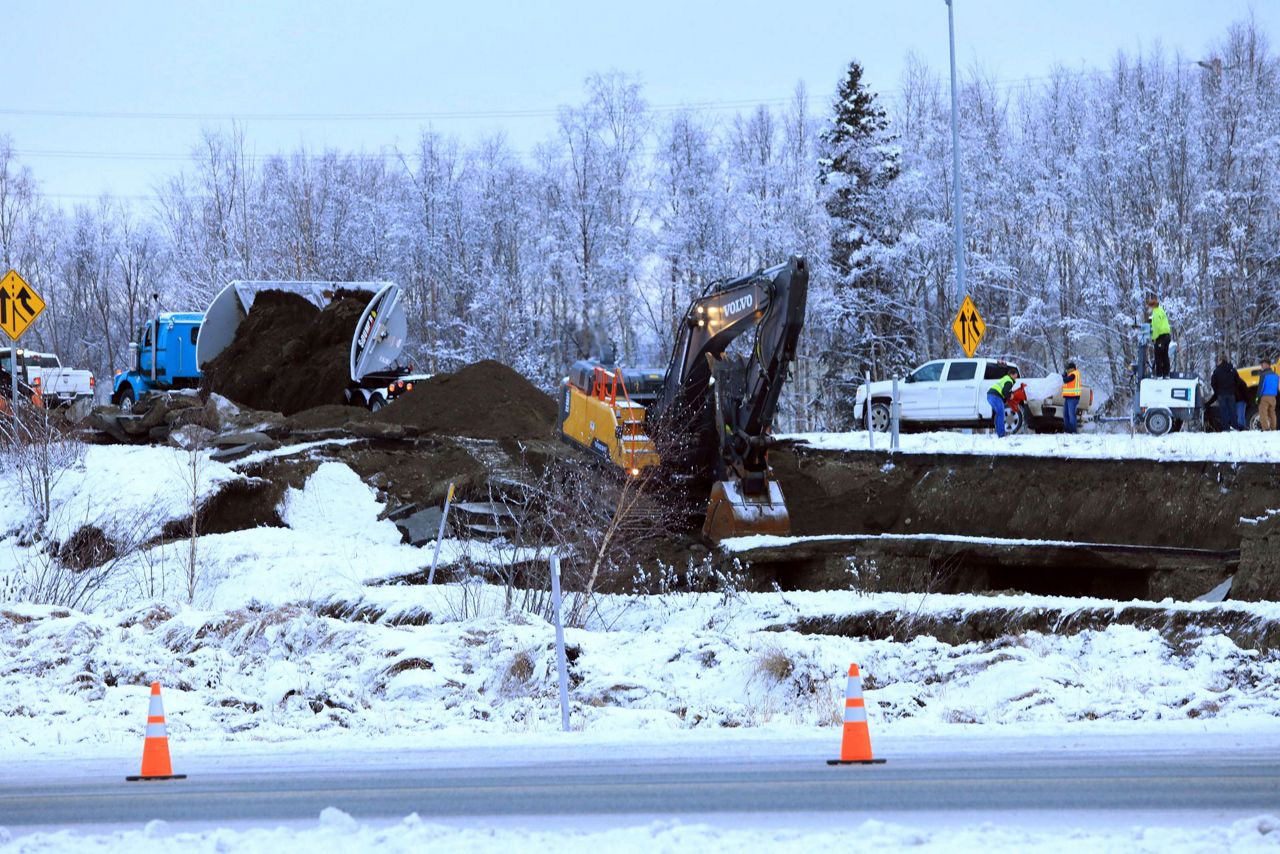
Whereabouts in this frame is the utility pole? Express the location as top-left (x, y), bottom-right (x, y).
top-left (945, 0), bottom-right (967, 310)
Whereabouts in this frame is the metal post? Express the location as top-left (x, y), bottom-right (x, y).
top-left (891, 378), bottom-right (900, 452)
top-left (426, 482), bottom-right (456, 586)
top-left (865, 371), bottom-right (875, 451)
top-left (946, 0), bottom-right (968, 312)
top-left (150, 294), bottom-right (160, 383)
top-left (8, 343), bottom-right (15, 407)
top-left (549, 554), bottom-right (571, 733)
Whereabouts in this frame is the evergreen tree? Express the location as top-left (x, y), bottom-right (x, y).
top-left (818, 61), bottom-right (903, 387)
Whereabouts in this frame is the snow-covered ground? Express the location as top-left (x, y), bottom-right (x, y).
top-left (2, 442), bottom-right (1279, 851)
top-left (4, 793), bottom-right (1277, 853)
top-left (788, 428), bottom-right (1280, 462)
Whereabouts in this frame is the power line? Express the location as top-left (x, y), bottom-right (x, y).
top-left (0, 97), bottom-right (793, 123)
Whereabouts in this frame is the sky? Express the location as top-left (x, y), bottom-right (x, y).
top-left (3, 0), bottom-right (1277, 204)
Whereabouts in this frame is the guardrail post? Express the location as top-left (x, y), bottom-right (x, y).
top-left (426, 482), bottom-right (456, 586)
top-left (891, 378), bottom-right (900, 452)
top-left (549, 554), bottom-right (571, 732)
top-left (865, 371), bottom-right (875, 452)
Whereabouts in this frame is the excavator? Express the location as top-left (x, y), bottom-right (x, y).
top-left (558, 256), bottom-right (808, 542)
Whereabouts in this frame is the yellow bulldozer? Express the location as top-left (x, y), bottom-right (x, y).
top-left (558, 257), bottom-right (809, 543)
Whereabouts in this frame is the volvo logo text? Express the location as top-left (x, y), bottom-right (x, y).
top-left (723, 294), bottom-right (754, 317)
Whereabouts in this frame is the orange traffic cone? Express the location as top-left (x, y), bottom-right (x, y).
top-left (125, 682), bottom-right (187, 781)
top-left (827, 663), bottom-right (886, 765)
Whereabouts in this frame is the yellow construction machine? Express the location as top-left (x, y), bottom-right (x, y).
top-left (558, 256), bottom-right (809, 542)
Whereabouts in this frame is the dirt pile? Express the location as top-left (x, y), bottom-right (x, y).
top-left (374, 360), bottom-right (557, 440)
top-left (203, 289), bottom-right (372, 416)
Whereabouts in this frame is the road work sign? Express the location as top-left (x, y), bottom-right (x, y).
top-left (951, 294), bottom-right (985, 358)
top-left (0, 269), bottom-right (45, 341)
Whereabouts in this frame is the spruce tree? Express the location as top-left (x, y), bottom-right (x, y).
top-left (819, 61), bottom-right (903, 387)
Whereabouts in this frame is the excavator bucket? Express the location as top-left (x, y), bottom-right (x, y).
top-left (702, 478), bottom-right (791, 543)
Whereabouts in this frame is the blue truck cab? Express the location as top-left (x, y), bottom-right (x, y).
top-left (112, 312), bottom-right (205, 405)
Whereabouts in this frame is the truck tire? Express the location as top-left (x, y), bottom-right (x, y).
top-left (367, 393), bottom-right (386, 413)
top-left (1248, 407), bottom-right (1261, 432)
top-left (1144, 408), bottom-right (1173, 436)
top-left (115, 386), bottom-right (136, 408)
top-left (1005, 405), bottom-right (1027, 435)
top-left (868, 401), bottom-right (892, 432)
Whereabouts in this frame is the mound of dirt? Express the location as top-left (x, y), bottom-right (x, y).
top-left (374, 360), bottom-right (557, 440)
top-left (203, 289), bottom-right (373, 416)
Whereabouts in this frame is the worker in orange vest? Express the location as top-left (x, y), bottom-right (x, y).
top-left (1062, 361), bottom-right (1083, 434)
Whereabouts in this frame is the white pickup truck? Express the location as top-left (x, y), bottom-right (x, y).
top-left (852, 357), bottom-right (1092, 434)
top-left (0, 350), bottom-right (95, 407)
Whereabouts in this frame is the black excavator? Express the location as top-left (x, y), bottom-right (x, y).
top-left (558, 256), bottom-right (808, 542)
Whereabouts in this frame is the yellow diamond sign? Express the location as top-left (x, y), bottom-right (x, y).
top-left (0, 272), bottom-right (45, 343)
top-left (0, 269), bottom-right (44, 341)
top-left (951, 294), bottom-right (985, 358)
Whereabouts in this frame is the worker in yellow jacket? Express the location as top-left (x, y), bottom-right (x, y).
top-left (1061, 362), bottom-right (1082, 434)
top-left (1147, 296), bottom-right (1172, 377)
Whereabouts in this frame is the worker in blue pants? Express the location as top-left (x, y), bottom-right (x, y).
top-left (987, 368), bottom-right (1020, 437)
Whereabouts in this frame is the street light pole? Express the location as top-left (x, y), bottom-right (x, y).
top-left (946, 0), bottom-right (967, 310)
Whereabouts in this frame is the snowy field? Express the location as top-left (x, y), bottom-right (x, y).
top-left (2, 443), bottom-right (1279, 851)
top-left (5, 804), bottom-right (1274, 850)
top-left (789, 428), bottom-right (1280, 462)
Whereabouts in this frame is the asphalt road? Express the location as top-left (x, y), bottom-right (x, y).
top-left (3, 750), bottom-right (1277, 830)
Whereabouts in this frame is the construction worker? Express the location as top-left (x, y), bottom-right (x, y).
top-left (1147, 296), bottom-right (1172, 378)
top-left (987, 366), bottom-right (1020, 438)
top-left (1258, 360), bottom-right (1278, 431)
top-left (1061, 361), bottom-right (1083, 434)
top-left (1211, 353), bottom-right (1241, 431)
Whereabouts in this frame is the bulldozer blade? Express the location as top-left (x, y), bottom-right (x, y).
top-left (702, 479), bottom-right (791, 543)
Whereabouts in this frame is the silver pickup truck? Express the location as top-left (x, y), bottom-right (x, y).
top-left (0, 349), bottom-right (95, 407)
top-left (852, 357), bottom-right (1093, 434)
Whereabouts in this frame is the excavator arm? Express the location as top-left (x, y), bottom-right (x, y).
top-left (651, 256), bottom-right (809, 541)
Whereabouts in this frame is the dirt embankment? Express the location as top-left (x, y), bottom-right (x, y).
top-left (372, 360), bottom-right (557, 441)
top-left (772, 445), bottom-right (1280, 551)
top-left (203, 289), bottom-right (372, 416)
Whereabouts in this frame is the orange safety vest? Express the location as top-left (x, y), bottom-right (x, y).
top-left (1062, 369), bottom-right (1082, 398)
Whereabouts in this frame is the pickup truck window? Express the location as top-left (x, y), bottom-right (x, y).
top-left (946, 361), bottom-right (977, 381)
top-left (984, 363), bottom-right (1018, 380)
top-left (908, 362), bottom-right (944, 383)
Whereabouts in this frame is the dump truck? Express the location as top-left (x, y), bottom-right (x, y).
top-left (112, 281), bottom-right (419, 410)
top-left (558, 256), bottom-right (808, 542)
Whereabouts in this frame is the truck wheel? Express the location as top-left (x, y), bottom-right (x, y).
top-left (367, 393), bottom-right (386, 413)
top-left (1144, 408), bottom-right (1173, 436)
top-left (1005, 405), bottom-right (1027, 435)
top-left (868, 401), bottom-right (892, 432)
top-left (115, 386), bottom-right (136, 408)
top-left (1248, 408), bottom-right (1261, 431)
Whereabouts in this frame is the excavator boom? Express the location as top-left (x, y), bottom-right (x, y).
top-left (651, 256), bottom-right (809, 541)
top-left (556, 256), bottom-right (808, 543)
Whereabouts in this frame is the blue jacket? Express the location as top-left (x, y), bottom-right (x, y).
top-left (1260, 369), bottom-right (1279, 398)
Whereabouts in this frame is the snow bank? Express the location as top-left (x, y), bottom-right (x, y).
top-left (6, 812), bottom-right (1279, 853)
top-left (0, 444), bottom-right (241, 543)
top-left (788, 429), bottom-right (1280, 463)
top-left (3, 588), bottom-right (1279, 758)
